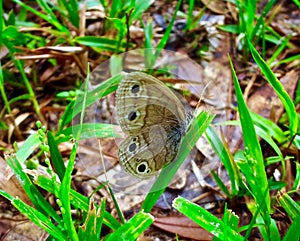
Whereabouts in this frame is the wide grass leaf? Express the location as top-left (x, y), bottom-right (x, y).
top-left (173, 196), bottom-right (243, 241)
top-left (35, 175), bottom-right (121, 231)
top-left (16, 132), bottom-right (41, 163)
top-left (59, 142), bottom-right (79, 241)
top-left (106, 211), bottom-right (154, 241)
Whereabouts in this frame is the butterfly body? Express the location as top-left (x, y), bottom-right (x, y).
top-left (116, 72), bottom-right (188, 178)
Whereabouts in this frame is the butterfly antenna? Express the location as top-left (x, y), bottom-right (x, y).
top-left (97, 139), bottom-right (109, 182)
top-left (193, 80), bottom-right (213, 118)
top-left (184, 80), bottom-right (213, 151)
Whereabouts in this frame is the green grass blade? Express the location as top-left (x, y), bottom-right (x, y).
top-left (16, 132), bottom-right (41, 163)
top-left (110, 54), bottom-right (123, 75)
top-left (58, 99), bottom-right (76, 131)
top-left (0, 0), bottom-right (2, 47)
top-left (246, 0), bottom-right (256, 39)
top-left (206, 126), bottom-right (240, 196)
top-left (77, 65), bottom-right (90, 141)
top-left (47, 131), bottom-right (66, 181)
top-left (109, 0), bottom-right (122, 18)
top-left (58, 73), bottom-right (122, 130)
top-left (36, 0), bottom-right (62, 26)
top-left (292, 0), bottom-right (300, 7)
top-left (218, 24), bottom-right (239, 34)
top-left (210, 170), bottom-right (232, 198)
top-left (268, 35), bottom-right (292, 65)
top-left (5, 155), bottom-right (62, 226)
top-left (131, 0), bottom-right (152, 20)
top-left (8, 94), bottom-right (33, 106)
top-left (173, 196), bottom-right (243, 240)
top-left (108, 185), bottom-right (125, 224)
top-left (219, 118), bottom-right (286, 179)
top-left (135, 15), bottom-right (177, 68)
top-left (106, 211), bottom-right (154, 241)
top-left (247, 38), bottom-right (298, 138)
top-left (0, 62), bottom-right (12, 116)
top-left (78, 198), bottom-right (106, 240)
top-left (223, 205), bottom-right (240, 236)
top-left (273, 53), bottom-right (300, 67)
top-left (154, 0), bottom-right (182, 62)
top-left (59, 142), bottom-right (79, 241)
top-left (13, 201), bottom-right (65, 241)
top-left (57, 0), bottom-right (79, 28)
top-left (143, 20), bottom-right (153, 50)
top-left (278, 192), bottom-right (300, 220)
top-left (242, 198), bottom-right (261, 240)
top-left (292, 162), bottom-right (300, 191)
top-left (251, 0), bottom-right (276, 43)
top-left (282, 212), bottom-right (300, 241)
top-left (36, 175), bottom-right (121, 230)
top-left (229, 55), bottom-right (271, 234)
top-left (250, 112), bottom-right (287, 143)
top-left (4, 194), bottom-right (66, 241)
top-left (142, 111), bottom-right (214, 212)
top-left (14, 59), bottom-right (42, 120)
top-left (269, 218), bottom-right (281, 241)
top-left (13, 0), bottom-right (67, 32)
top-left (186, 0), bottom-right (195, 30)
top-left (59, 123), bottom-right (122, 143)
top-left (253, 125), bottom-right (285, 178)
top-left (74, 36), bottom-right (127, 52)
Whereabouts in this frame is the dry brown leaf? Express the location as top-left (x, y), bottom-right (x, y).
top-left (248, 69), bottom-right (299, 122)
top-left (0, 156), bottom-right (32, 205)
top-left (153, 215), bottom-right (213, 240)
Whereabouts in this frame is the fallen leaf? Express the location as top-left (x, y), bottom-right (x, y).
top-left (153, 215), bottom-right (213, 240)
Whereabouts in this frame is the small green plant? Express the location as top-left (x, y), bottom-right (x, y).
top-left (170, 46), bottom-right (299, 240)
top-left (219, 0), bottom-right (280, 58)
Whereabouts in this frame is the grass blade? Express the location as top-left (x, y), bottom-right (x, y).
top-left (13, 0), bottom-right (67, 32)
top-left (247, 38), bottom-right (298, 138)
top-left (59, 123), bottom-right (122, 143)
top-left (58, 73), bottom-right (122, 130)
top-left (229, 55), bottom-right (271, 236)
top-left (0, 191), bottom-right (66, 241)
top-left (282, 212), bottom-right (300, 241)
top-left (78, 198), bottom-right (106, 241)
top-left (173, 196), bottom-right (243, 240)
top-left (36, 175), bottom-right (121, 231)
top-left (57, 0), bottom-right (79, 28)
top-left (5, 155), bottom-right (62, 226)
top-left (59, 142), bottom-right (79, 241)
top-left (16, 132), bottom-right (41, 163)
top-left (106, 211), bottom-right (154, 241)
top-left (47, 131), bottom-right (66, 181)
top-left (278, 192), bottom-right (300, 220)
top-left (206, 126), bottom-right (240, 196)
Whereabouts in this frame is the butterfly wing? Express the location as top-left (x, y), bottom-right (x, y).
top-left (116, 72), bottom-right (186, 135)
top-left (116, 72), bottom-right (187, 178)
top-left (118, 124), bottom-right (183, 178)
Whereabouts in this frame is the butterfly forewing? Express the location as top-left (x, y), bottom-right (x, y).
top-left (116, 72), bottom-right (186, 135)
